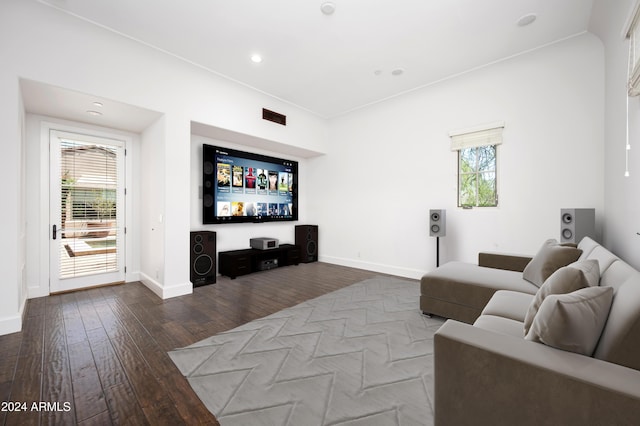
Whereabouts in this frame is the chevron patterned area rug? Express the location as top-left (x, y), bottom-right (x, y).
top-left (168, 276), bottom-right (444, 425)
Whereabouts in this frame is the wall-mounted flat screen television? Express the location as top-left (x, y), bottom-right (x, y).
top-left (203, 144), bottom-right (298, 224)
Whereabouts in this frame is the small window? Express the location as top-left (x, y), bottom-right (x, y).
top-left (449, 122), bottom-right (503, 208)
top-left (458, 145), bottom-right (497, 207)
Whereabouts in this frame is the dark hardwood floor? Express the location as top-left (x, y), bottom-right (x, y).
top-left (0, 262), bottom-right (382, 425)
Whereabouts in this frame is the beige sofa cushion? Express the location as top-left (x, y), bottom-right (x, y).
top-left (582, 246), bottom-right (619, 275)
top-left (593, 273), bottom-right (640, 371)
top-left (473, 315), bottom-right (525, 338)
top-left (523, 259), bottom-right (600, 335)
top-left (576, 236), bottom-right (600, 259)
top-left (420, 261), bottom-right (538, 324)
top-left (522, 239), bottom-right (583, 287)
top-left (525, 286), bottom-right (613, 356)
top-left (481, 290), bottom-right (534, 323)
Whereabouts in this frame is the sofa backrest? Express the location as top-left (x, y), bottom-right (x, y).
top-left (593, 269), bottom-right (640, 371)
top-left (578, 237), bottom-right (619, 275)
top-left (575, 238), bottom-right (640, 371)
top-left (576, 236), bottom-right (600, 259)
top-left (600, 259), bottom-right (637, 290)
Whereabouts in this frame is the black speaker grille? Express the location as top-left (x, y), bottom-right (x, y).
top-left (203, 161), bottom-right (214, 175)
top-left (306, 240), bottom-right (317, 256)
top-left (193, 254), bottom-right (213, 276)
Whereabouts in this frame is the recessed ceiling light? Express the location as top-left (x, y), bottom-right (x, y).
top-left (374, 70), bottom-right (382, 76)
top-left (391, 68), bottom-right (404, 76)
top-left (86, 110), bottom-right (102, 116)
top-left (517, 13), bottom-right (537, 27)
top-left (251, 54), bottom-right (263, 63)
top-left (320, 2), bottom-right (335, 15)
top-left (92, 101), bottom-right (103, 108)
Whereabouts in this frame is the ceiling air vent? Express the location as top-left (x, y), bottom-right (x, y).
top-left (262, 108), bottom-right (286, 126)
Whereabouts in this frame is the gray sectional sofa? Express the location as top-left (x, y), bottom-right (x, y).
top-left (421, 237), bottom-right (640, 425)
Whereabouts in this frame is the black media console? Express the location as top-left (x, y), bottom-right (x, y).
top-left (218, 244), bottom-right (301, 279)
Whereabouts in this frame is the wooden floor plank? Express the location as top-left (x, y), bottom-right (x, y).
top-left (4, 354), bottom-right (42, 426)
top-left (0, 262), bottom-right (381, 425)
top-left (102, 382), bottom-right (148, 425)
top-left (86, 338), bottom-right (127, 390)
top-left (67, 340), bottom-right (108, 422)
top-left (41, 360), bottom-right (76, 426)
top-left (76, 410), bottom-right (113, 426)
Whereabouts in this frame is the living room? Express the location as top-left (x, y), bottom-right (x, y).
top-left (1, 0), bottom-right (639, 424)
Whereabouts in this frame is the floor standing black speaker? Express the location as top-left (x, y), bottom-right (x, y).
top-left (295, 225), bottom-right (318, 263)
top-left (190, 231), bottom-right (216, 286)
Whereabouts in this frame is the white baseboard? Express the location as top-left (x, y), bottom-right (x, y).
top-left (0, 299), bottom-right (26, 336)
top-left (139, 272), bottom-right (193, 299)
top-left (28, 285), bottom-right (50, 299)
top-left (26, 270), bottom-right (143, 300)
top-left (126, 271), bottom-right (141, 283)
top-left (320, 255), bottom-right (426, 280)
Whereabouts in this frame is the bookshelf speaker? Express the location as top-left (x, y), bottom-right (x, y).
top-left (429, 209), bottom-right (446, 237)
top-left (560, 208), bottom-right (595, 244)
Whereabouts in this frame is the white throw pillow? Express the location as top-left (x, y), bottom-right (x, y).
top-left (524, 286), bottom-right (613, 356)
top-left (523, 259), bottom-right (600, 335)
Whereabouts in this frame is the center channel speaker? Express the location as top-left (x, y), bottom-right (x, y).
top-left (560, 208), bottom-right (595, 244)
top-left (429, 209), bottom-right (446, 237)
top-left (190, 231), bottom-right (216, 286)
top-left (295, 225), bottom-right (318, 263)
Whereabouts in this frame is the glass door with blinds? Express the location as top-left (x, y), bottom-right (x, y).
top-left (49, 130), bottom-right (125, 293)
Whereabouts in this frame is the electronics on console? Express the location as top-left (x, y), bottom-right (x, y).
top-left (250, 237), bottom-right (279, 250)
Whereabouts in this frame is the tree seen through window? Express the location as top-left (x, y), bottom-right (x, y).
top-left (458, 144), bottom-right (497, 207)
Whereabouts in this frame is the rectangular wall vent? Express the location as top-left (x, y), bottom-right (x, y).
top-left (262, 108), bottom-right (287, 126)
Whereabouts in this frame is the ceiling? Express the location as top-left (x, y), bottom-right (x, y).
top-left (35, 0), bottom-right (595, 119)
top-left (21, 79), bottom-right (163, 133)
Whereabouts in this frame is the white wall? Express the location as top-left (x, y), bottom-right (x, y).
top-left (590, 0), bottom-right (640, 270)
top-left (0, 0), bottom-right (327, 334)
top-left (0, 63), bottom-right (24, 335)
top-left (309, 33), bottom-right (605, 279)
top-left (139, 116), bottom-right (167, 294)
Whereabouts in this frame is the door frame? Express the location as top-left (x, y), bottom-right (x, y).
top-left (39, 120), bottom-right (135, 296)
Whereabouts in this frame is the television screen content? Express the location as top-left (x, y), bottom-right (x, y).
top-left (203, 144), bottom-right (298, 224)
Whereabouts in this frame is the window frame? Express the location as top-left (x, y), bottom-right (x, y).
top-left (449, 122), bottom-right (503, 209)
top-left (457, 144), bottom-right (498, 208)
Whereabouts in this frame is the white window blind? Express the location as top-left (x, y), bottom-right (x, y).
top-left (627, 1), bottom-right (640, 96)
top-left (449, 122), bottom-right (504, 151)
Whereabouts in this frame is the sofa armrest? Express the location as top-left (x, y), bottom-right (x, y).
top-left (478, 252), bottom-right (532, 272)
top-left (434, 320), bottom-right (640, 426)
